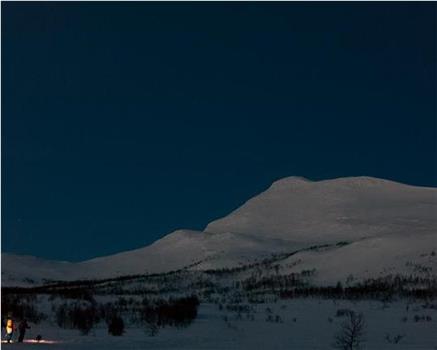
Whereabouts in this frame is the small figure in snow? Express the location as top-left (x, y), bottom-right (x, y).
top-left (5, 313), bottom-right (15, 343)
top-left (18, 319), bottom-right (31, 343)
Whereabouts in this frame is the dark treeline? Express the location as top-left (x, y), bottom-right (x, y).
top-left (243, 274), bottom-right (309, 291)
top-left (1, 294), bottom-right (46, 323)
top-left (278, 278), bottom-right (437, 300)
top-left (139, 296), bottom-right (200, 329)
top-left (54, 295), bottom-right (200, 335)
top-left (56, 302), bottom-right (99, 335)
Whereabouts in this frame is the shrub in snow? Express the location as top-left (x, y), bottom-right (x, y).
top-left (332, 312), bottom-right (366, 350)
top-left (385, 333), bottom-right (405, 344)
top-left (413, 314), bottom-right (432, 322)
top-left (336, 309), bottom-right (354, 318)
top-left (146, 321), bottom-right (159, 337)
top-left (107, 315), bottom-right (125, 336)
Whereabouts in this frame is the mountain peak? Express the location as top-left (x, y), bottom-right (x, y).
top-left (269, 176), bottom-right (312, 190)
top-left (271, 176), bottom-right (411, 190)
top-left (272, 176), bottom-right (312, 184)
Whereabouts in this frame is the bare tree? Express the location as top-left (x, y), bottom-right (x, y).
top-left (332, 312), bottom-right (366, 350)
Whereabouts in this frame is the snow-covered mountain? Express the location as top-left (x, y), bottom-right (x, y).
top-left (2, 176), bottom-right (437, 286)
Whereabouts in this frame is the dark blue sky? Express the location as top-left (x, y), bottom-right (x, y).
top-left (2, 3), bottom-right (436, 261)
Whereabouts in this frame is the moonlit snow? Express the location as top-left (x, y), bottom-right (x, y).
top-left (3, 176), bottom-right (436, 286)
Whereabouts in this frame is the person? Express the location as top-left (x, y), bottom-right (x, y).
top-left (18, 319), bottom-right (30, 343)
top-left (5, 314), bottom-right (15, 343)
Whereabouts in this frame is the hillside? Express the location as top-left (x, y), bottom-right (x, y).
top-left (2, 176), bottom-right (436, 286)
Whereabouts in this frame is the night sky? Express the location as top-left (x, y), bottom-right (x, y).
top-left (2, 3), bottom-right (436, 261)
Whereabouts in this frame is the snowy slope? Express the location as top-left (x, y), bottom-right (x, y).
top-left (1, 254), bottom-right (78, 286)
top-left (206, 176), bottom-right (437, 243)
top-left (2, 176), bottom-right (437, 286)
top-left (276, 232), bottom-right (437, 284)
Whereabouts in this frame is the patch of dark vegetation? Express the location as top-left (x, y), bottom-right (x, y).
top-left (107, 314), bottom-right (125, 336)
top-left (243, 274), bottom-right (308, 292)
top-left (336, 308), bottom-right (355, 317)
top-left (1, 294), bottom-right (46, 323)
top-left (413, 314), bottom-right (432, 322)
top-left (51, 288), bottom-right (96, 303)
top-left (55, 302), bottom-right (100, 335)
top-left (51, 295), bottom-right (199, 335)
top-left (385, 333), bottom-right (405, 344)
top-left (278, 275), bottom-right (437, 300)
top-left (139, 295), bottom-right (200, 329)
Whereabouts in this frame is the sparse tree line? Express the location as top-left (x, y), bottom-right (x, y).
top-left (2, 289), bottom-right (199, 337)
top-left (2, 257), bottom-right (436, 347)
top-left (2, 284), bottom-right (435, 349)
top-left (277, 275), bottom-right (437, 300)
top-left (54, 295), bottom-right (199, 336)
top-left (242, 273), bottom-right (309, 292)
top-left (1, 294), bottom-right (47, 324)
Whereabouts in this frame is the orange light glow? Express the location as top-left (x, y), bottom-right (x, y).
top-left (24, 339), bottom-right (61, 344)
top-left (2, 339), bottom-right (62, 344)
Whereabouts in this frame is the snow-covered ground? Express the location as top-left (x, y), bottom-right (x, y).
top-left (3, 300), bottom-right (436, 349)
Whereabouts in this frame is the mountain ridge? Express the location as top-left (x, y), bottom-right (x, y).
top-left (2, 176), bottom-right (436, 286)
